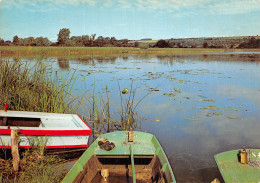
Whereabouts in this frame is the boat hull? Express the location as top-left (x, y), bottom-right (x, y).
top-left (62, 131), bottom-right (176, 183)
top-left (215, 149), bottom-right (260, 183)
top-left (0, 110), bottom-right (92, 155)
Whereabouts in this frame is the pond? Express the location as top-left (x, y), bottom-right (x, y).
top-left (3, 53), bottom-right (260, 182)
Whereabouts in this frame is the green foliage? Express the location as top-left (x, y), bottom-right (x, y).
top-left (13, 35), bottom-right (19, 46)
top-left (203, 42), bottom-right (208, 48)
top-left (35, 37), bottom-right (52, 46)
top-left (154, 39), bottom-right (171, 48)
top-left (64, 39), bottom-right (76, 47)
top-left (57, 28), bottom-right (71, 46)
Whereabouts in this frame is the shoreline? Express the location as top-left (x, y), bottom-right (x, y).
top-left (1, 46), bottom-right (260, 56)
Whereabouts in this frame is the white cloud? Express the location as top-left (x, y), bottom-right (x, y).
top-left (1, 0), bottom-right (260, 15)
top-left (216, 85), bottom-right (260, 107)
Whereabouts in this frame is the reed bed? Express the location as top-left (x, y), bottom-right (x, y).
top-left (85, 82), bottom-right (150, 139)
top-left (1, 46), bottom-right (259, 57)
top-left (0, 60), bottom-right (77, 113)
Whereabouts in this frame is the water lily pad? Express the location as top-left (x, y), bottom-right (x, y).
top-left (198, 99), bottom-right (215, 102)
top-left (186, 117), bottom-right (202, 121)
top-left (164, 93), bottom-right (176, 96)
top-left (228, 116), bottom-right (237, 119)
top-left (122, 88), bottom-right (129, 94)
top-left (224, 107), bottom-right (241, 111)
top-left (199, 107), bottom-right (209, 109)
top-left (173, 88), bottom-right (181, 93)
top-left (140, 118), bottom-right (148, 120)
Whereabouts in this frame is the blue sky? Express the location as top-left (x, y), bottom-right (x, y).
top-left (0, 0), bottom-right (260, 41)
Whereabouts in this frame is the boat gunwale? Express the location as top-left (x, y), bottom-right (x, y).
top-left (0, 111), bottom-right (92, 136)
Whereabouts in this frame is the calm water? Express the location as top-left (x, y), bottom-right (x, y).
top-left (4, 53), bottom-right (260, 182)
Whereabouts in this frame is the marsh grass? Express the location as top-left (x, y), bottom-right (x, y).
top-left (0, 60), bottom-right (78, 113)
top-left (86, 82), bottom-right (150, 139)
top-left (1, 46), bottom-right (259, 57)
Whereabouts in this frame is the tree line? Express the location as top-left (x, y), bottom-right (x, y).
top-left (0, 28), bottom-right (136, 47)
top-left (1, 28), bottom-right (260, 48)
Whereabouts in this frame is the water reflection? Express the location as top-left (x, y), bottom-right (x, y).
top-left (57, 58), bottom-right (70, 70)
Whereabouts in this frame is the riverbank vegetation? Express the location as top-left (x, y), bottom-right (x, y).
top-left (1, 46), bottom-right (260, 57)
top-left (0, 61), bottom-right (76, 113)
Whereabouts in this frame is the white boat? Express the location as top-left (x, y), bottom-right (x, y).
top-left (0, 110), bottom-right (92, 151)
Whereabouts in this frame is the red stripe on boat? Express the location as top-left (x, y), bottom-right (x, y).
top-left (0, 144), bottom-right (88, 149)
top-left (0, 129), bottom-right (92, 136)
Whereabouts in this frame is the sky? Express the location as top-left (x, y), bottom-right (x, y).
top-left (0, 0), bottom-right (260, 41)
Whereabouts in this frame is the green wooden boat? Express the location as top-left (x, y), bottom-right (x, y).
top-left (215, 149), bottom-right (260, 183)
top-left (62, 131), bottom-right (176, 183)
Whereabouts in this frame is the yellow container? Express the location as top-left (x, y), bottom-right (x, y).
top-left (240, 150), bottom-right (248, 164)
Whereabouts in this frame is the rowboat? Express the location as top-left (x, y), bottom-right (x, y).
top-left (214, 148), bottom-right (260, 183)
top-left (0, 110), bottom-right (92, 152)
top-left (62, 131), bottom-right (176, 183)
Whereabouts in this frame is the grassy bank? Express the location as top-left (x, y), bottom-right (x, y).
top-left (1, 46), bottom-right (260, 56)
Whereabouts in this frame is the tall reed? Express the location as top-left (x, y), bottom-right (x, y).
top-left (0, 60), bottom-right (77, 113)
top-left (86, 82), bottom-right (150, 139)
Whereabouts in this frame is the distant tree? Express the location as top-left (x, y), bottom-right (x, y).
top-left (177, 42), bottom-right (182, 48)
top-left (57, 28), bottom-right (71, 46)
top-left (110, 37), bottom-right (117, 46)
top-left (239, 37), bottom-right (260, 48)
top-left (64, 39), bottom-right (76, 46)
top-left (154, 39), bottom-right (169, 48)
top-left (121, 39), bottom-right (129, 47)
top-left (103, 37), bottom-right (111, 46)
top-left (70, 36), bottom-right (84, 46)
top-left (13, 35), bottom-right (19, 46)
top-left (203, 42), bottom-right (208, 48)
top-left (134, 41), bottom-right (139, 47)
top-left (35, 37), bottom-right (52, 46)
top-left (4, 40), bottom-right (12, 46)
top-left (82, 35), bottom-right (90, 46)
top-left (96, 36), bottom-right (104, 47)
top-left (0, 38), bottom-right (4, 46)
top-left (21, 37), bottom-right (35, 46)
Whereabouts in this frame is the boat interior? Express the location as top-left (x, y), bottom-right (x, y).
top-left (73, 154), bottom-right (171, 183)
top-left (0, 117), bottom-right (41, 127)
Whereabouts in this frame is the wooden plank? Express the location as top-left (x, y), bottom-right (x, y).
top-left (128, 131), bottom-right (133, 142)
top-left (11, 129), bottom-right (20, 173)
